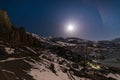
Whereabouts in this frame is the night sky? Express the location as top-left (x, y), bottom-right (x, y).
top-left (0, 0), bottom-right (120, 40)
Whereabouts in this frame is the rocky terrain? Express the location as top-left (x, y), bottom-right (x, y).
top-left (0, 10), bottom-right (120, 80)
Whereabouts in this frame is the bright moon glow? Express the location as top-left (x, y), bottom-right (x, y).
top-left (64, 21), bottom-right (80, 37)
top-left (67, 24), bottom-right (74, 32)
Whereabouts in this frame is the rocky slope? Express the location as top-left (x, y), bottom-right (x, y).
top-left (0, 35), bottom-right (120, 80)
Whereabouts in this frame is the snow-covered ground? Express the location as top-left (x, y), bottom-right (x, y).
top-left (25, 58), bottom-right (89, 80)
top-left (106, 73), bottom-right (120, 80)
top-left (29, 69), bottom-right (69, 80)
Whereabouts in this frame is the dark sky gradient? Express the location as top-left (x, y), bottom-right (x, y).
top-left (0, 0), bottom-right (120, 40)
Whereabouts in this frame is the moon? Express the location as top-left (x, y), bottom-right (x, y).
top-left (67, 24), bottom-right (75, 32)
top-left (63, 21), bottom-right (79, 37)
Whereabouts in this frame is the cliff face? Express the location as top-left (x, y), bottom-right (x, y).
top-left (0, 9), bottom-right (27, 42)
top-left (0, 10), bottom-right (39, 46)
top-left (0, 10), bottom-right (11, 30)
top-left (0, 10), bottom-right (11, 41)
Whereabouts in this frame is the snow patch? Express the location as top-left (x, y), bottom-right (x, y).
top-left (56, 41), bottom-right (76, 46)
top-left (106, 73), bottom-right (120, 80)
top-left (2, 69), bottom-right (15, 74)
top-left (29, 69), bottom-right (65, 80)
top-left (0, 57), bottom-right (26, 62)
top-left (25, 47), bottom-right (37, 54)
top-left (5, 47), bottom-right (15, 54)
